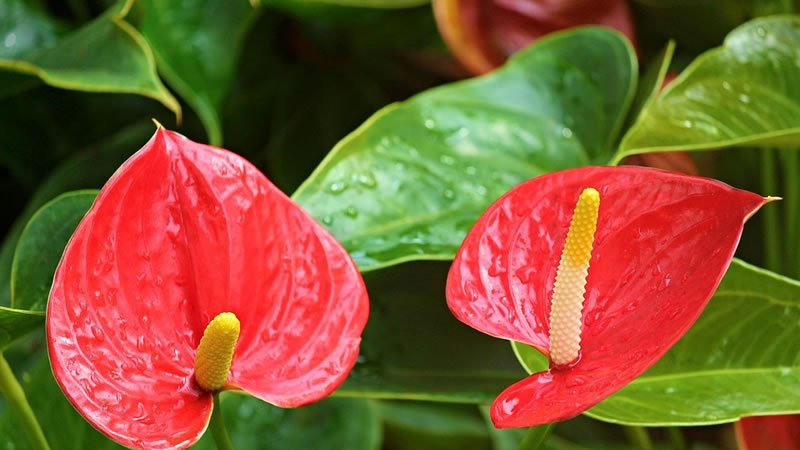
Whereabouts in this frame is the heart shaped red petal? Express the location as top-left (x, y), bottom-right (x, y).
top-left (446, 166), bottom-right (768, 427)
top-left (47, 128), bottom-right (369, 449)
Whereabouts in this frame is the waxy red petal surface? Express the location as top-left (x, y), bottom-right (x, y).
top-left (736, 415), bottom-right (800, 450)
top-left (446, 166), bottom-right (767, 427)
top-left (47, 129), bottom-right (369, 449)
top-left (434, 0), bottom-right (636, 74)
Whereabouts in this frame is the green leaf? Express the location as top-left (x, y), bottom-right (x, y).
top-left (294, 27), bottom-right (636, 271)
top-left (617, 16), bottom-right (800, 161)
top-left (0, 355), bottom-right (125, 450)
top-left (0, 3), bottom-right (180, 117)
top-left (138, 0), bottom-right (256, 145)
top-left (11, 191), bottom-right (96, 312)
top-left (338, 262), bottom-right (526, 402)
top-left (192, 394), bottom-right (382, 450)
top-left (0, 307), bottom-right (43, 351)
top-left (0, 0), bottom-right (67, 60)
top-left (380, 401), bottom-right (490, 450)
top-left (623, 40), bottom-right (675, 132)
top-left (0, 121), bottom-right (152, 307)
top-left (587, 259), bottom-right (800, 425)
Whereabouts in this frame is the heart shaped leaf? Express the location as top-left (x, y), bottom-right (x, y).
top-left (192, 395), bottom-right (381, 450)
top-left (587, 259), bottom-right (800, 425)
top-left (340, 262), bottom-right (525, 402)
top-left (138, 0), bottom-right (256, 145)
top-left (294, 26), bottom-right (636, 271)
top-left (0, 3), bottom-right (179, 116)
top-left (618, 16), bottom-right (800, 160)
top-left (12, 191), bottom-right (96, 311)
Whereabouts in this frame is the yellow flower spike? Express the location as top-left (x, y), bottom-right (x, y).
top-left (548, 188), bottom-right (600, 367)
top-left (194, 312), bottom-right (240, 391)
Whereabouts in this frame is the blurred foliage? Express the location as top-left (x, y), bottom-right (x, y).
top-left (1, 0), bottom-right (800, 449)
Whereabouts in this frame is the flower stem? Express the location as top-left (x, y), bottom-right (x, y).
top-left (761, 150), bottom-right (781, 272)
top-left (623, 426), bottom-right (653, 450)
top-left (666, 426), bottom-right (687, 450)
top-left (516, 423), bottom-right (555, 450)
top-left (780, 150), bottom-right (798, 277)
top-left (210, 392), bottom-right (235, 450)
top-left (0, 353), bottom-right (50, 450)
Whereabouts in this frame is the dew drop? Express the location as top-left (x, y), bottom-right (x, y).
top-left (355, 173), bottom-right (377, 188)
top-left (344, 206), bottom-right (358, 218)
top-left (327, 181), bottom-right (347, 194)
top-left (500, 397), bottom-right (519, 415)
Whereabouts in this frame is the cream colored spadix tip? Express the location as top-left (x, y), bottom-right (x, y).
top-left (194, 312), bottom-right (240, 391)
top-left (548, 187), bottom-right (600, 367)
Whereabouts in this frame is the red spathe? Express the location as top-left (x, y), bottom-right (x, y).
top-left (47, 128), bottom-right (369, 449)
top-left (446, 166), bottom-right (768, 427)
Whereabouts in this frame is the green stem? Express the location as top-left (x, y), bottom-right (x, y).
top-left (0, 353), bottom-right (50, 450)
top-left (210, 392), bottom-right (235, 450)
top-left (623, 426), bottom-right (653, 450)
top-left (761, 150), bottom-right (781, 272)
top-left (780, 150), bottom-right (799, 277)
top-left (516, 423), bottom-right (555, 450)
top-left (667, 427), bottom-right (687, 450)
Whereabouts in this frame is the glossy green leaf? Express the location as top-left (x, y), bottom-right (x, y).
top-left (618, 16), bottom-right (800, 161)
top-left (0, 307), bottom-right (43, 351)
top-left (138, 0), bottom-right (256, 145)
top-left (0, 0), bottom-right (66, 60)
top-left (338, 262), bottom-right (526, 402)
top-left (623, 40), bottom-right (675, 132)
top-left (0, 4), bottom-right (179, 116)
top-left (192, 395), bottom-right (381, 450)
top-left (11, 191), bottom-right (96, 311)
top-left (0, 122), bottom-right (152, 307)
top-left (294, 27), bottom-right (636, 271)
top-left (586, 259), bottom-right (800, 425)
top-left (380, 401), bottom-right (490, 450)
top-left (0, 356), bottom-right (124, 450)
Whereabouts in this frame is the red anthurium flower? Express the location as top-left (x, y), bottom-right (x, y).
top-left (736, 415), bottom-right (800, 450)
top-left (446, 166), bottom-right (769, 427)
top-left (434, 0), bottom-right (636, 74)
top-left (46, 128), bottom-right (369, 449)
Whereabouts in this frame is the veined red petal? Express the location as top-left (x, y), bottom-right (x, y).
top-left (445, 166), bottom-right (767, 427)
top-left (736, 415), bottom-right (800, 450)
top-left (47, 128), bottom-right (368, 449)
